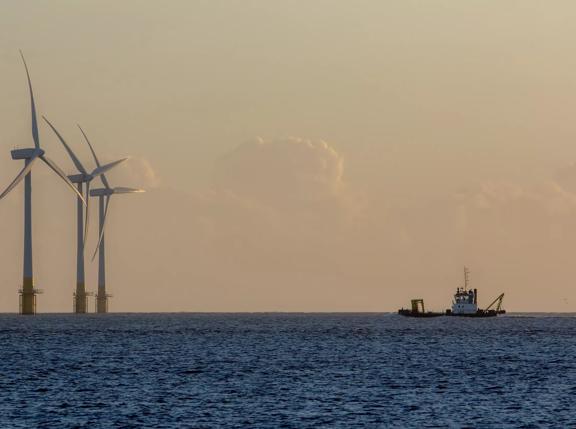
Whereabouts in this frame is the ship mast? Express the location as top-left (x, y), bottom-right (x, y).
top-left (463, 266), bottom-right (470, 291)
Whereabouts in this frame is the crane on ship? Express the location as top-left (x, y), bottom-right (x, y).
top-left (484, 293), bottom-right (505, 314)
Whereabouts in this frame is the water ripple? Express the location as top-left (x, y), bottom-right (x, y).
top-left (0, 314), bottom-right (575, 428)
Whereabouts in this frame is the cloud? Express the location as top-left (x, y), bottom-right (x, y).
top-left (214, 137), bottom-right (346, 211)
top-left (108, 156), bottom-right (160, 189)
top-left (455, 181), bottom-right (576, 225)
top-left (556, 162), bottom-right (576, 194)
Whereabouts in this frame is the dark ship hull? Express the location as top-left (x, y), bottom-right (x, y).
top-left (398, 309), bottom-right (444, 318)
top-left (445, 309), bottom-right (506, 318)
top-left (398, 309), bottom-right (506, 318)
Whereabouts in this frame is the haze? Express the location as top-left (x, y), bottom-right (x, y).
top-left (1, 1), bottom-right (576, 312)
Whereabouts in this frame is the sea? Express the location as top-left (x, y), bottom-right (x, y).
top-left (0, 313), bottom-right (574, 428)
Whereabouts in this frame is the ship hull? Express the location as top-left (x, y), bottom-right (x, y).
top-left (398, 309), bottom-right (444, 318)
top-left (446, 310), bottom-right (506, 318)
top-left (398, 309), bottom-right (506, 318)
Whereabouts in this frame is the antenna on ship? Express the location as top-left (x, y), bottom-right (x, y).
top-left (464, 266), bottom-right (470, 291)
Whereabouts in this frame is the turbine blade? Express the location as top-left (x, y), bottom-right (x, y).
top-left (20, 51), bottom-right (39, 149)
top-left (91, 158), bottom-right (128, 177)
top-left (40, 155), bottom-right (87, 206)
top-left (113, 187), bottom-right (145, 194)
top-left (92, 195), bottom-right (111, 261)
top-left (100, 173), bottom-right (111, 190)
top-left (83, 181), bottom-right (90, 250)
top-left (43, 116), bottom-right (87, 174)
top-left (77, 124), bottom-right (100, 166)
top-left (0, 151), bottom-right (40, 200)
top-left (78, 124), bottom-right (110, 189)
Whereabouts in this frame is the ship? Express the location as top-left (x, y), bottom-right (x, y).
top-left (445, 267), bottom-right (505, 317)
top-left (398, 299), bottom-right (444, 318)
top-left (398, 267), bottom-right (506, 318)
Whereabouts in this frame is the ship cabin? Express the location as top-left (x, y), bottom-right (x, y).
top-left (451, 287), bottom-right (478, 315)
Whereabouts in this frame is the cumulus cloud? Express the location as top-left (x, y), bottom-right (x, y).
top-left (214, 137), bottom-right (346, 211)
top-left (455, 181), bottom-right (576, 221)
top-left (556, 163), bottom-right (576, 194)
top-left (108, 156), bottom-right (160, 189)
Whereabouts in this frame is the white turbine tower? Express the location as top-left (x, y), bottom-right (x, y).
top-left (0, 52), bottom-right (86, 315)
top-left (43, 117), bottom-right (127, 313)
top-left (79, 126), bottom-right (144, 313)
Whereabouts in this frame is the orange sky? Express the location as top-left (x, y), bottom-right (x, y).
top-left (2, 1), bottom-right (576, 312)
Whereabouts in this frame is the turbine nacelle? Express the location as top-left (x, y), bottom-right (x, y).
top-left (68, 173), bottom-right (91, 184)
top-left (68, 168), bottom-right (123, 184)
top-left (90, 188), bottom-right (115, 197)
top-left (11, 148), bottom-right (45, 160)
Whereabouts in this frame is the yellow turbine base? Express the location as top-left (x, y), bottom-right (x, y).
top-left (74, 284), bottom-right (88, 314)
top-left (96, 294), bottom-right (108, 314)
top-left (20, 277), bottom-right (36, 315)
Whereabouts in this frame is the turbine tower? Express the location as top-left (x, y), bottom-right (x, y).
top-left (43, 117), bottom-right (127, 313)
top-left (79, 126), bottom-right (144, 313)
top-left (0, 52), bottom-right (86, 314)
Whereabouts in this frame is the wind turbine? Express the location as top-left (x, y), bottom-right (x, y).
top-left (0, 52), bottom-right (86, 315)
top-left (79, 126), bottom-right (144, 313)
top-left (42, 117), bottom-right (127, 313)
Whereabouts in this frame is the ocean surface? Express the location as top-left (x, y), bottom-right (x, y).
top-left (0, 313), bottom-right (575, 428)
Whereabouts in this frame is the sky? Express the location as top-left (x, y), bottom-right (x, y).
top-left (1, 1), bottom-right (576, 312)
